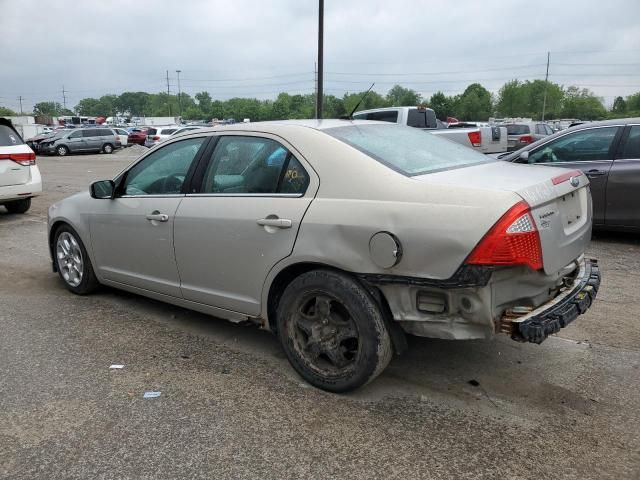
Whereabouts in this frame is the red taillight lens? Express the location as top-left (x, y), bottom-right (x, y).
top-left (467, 131), bottom-right (481, 147)
top-left (0, 152), bottom-right (36, 166)
top-left (519, 135), bottom-right (534, 144)
top-left (153, 136), bottom-right (160, 141)
top-left (466, 201), bottom-right (543, 271)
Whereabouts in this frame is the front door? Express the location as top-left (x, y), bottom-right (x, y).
top-left (606, 125), bottom-right (640, 229)
top-left (526, 126), bottom-right (622, 225)
top-left (89, 136), bottom-right (208, 296)
top-left (66, 130), bottom-right (86, 152)
top-left (174, 134), bottom-right (318, 315)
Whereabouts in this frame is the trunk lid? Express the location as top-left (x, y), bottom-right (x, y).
top-left (414, 161), bottom-right (592, 275)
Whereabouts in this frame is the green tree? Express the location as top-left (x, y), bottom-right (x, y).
top-left (496, 80), bottom-right (525, 117)
top-left (454, 83), bottom-right (493, 120)
top-left (33, 101), bottom-right (64, 116)
top-left (428, 91), bottom-right (454, 120)
top-left (342, 90), bottom-right (389, 115)
top-left (561, 86), bottom-right (606, 119)
top-left (195, 91), bottom-right (213, 116)
top-left (117, 91), bottom-right (151, 116)
top-left (386, 85), bottom-right (421, 106)
top-left (626, 91), bottom-right (640, 112)
top-left (612, 96), bottom-right (627, 113)
top-left (0, 106), bottom-right (17, 116)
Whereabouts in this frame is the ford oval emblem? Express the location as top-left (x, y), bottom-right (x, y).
top-left (570, 176), bottom-right (580, 187)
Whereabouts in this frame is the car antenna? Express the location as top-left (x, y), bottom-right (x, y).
top-left (341, 83), bottom-right (375, 120)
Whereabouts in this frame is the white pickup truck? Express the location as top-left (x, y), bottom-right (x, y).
top-left (353, 106), bottom-right (507, 154)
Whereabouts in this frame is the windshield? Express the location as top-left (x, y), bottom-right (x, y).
top-left (324, 124), bottom-right (493, 176)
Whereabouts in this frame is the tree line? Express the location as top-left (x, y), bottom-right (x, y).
top-left (2, 81), bottom-right (640, 122)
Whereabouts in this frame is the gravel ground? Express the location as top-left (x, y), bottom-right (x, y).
top-left (0, 152), bottom-right (639, 479)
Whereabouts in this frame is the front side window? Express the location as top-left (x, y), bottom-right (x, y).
top-left (200, 136), bottom-right (308, 194)
top-left (325, 124), bottom-right (492, 176)
top-left (528, 127), bottom-right (619, 164)
top-left (69, 131), bottom-right (82, 139)
top-left (123, 137), bottom-right (205, 195)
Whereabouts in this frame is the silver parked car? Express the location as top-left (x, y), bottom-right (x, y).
top-left (47, 121), bottom-right (600, 392)
top-left (505, 122), bottom-right (553, 151)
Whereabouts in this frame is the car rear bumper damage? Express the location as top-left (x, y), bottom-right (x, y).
top-left (502, 257), bottom-right (601, 344)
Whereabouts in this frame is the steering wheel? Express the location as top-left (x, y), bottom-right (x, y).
top-left (161, 174), bottom-right (183, 193)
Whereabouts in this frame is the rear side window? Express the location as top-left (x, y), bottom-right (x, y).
top-left (621, 126), bottom-right (640, 159)
top-left (506, 124), bottom-right (530, 135)
top-left (200, 136), bottom-right (309, 195)
top-left (82, 129), bottom-right (97, 137)
top-left (98, 129), bottom-right (113, 136)
top-left (355, 110), bottom-right (399, 123)
top-left (407, 109), bottom-right (437, 129)
top-left (0, 125), bottom-right (24, 146)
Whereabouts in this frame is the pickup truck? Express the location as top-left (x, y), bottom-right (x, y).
top-left (353, 106), bottom-right (508, 154)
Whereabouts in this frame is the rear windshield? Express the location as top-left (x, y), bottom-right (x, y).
top-left (506, 124), bottom-right (530, 135)
top-left (146, 128), bottom-right (157, 135)
top-left (325, 124), bottom-right (492, 176)
top-left (0, 124), bottom-right (24, 146)
top-left (160, 128), bottom-right (177, 135)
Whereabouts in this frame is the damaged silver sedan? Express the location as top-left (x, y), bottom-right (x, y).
top-left (47, 120), bottom-right (600, 392)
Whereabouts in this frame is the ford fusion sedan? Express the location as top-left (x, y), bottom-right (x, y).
top-left (48, 120), bottom-right (600, 392)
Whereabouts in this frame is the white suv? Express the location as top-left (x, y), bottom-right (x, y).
top-left (0, 118), bottom-right (42, 214)
top-left (144, 126), bottom-right (179, 148)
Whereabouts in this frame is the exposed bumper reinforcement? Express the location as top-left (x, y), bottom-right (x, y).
top-left (509, 258), bottom-right (600, 344)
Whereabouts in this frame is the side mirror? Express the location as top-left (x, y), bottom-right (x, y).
top-left (90, 179), bottom-right (115, 199)
top-left (518, 150), bottom-right (530, 163)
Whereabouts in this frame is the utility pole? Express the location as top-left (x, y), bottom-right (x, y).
top-left (176, 69), bottom-right (182, 120)
top-left (314, 62), bottom-right (317, 118)
top-left (166, 70), bottom-right (171, 116)
top-left (541, 51), bottom-right (550, 121)
top-left (316, 0), bottom-right (324, 119)
top-left (18, 96), bottom-right (23, 115)
top-left (62, 85), bottom-right (67, 110)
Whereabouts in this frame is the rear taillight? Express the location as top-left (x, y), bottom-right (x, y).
top-left (519, 135), bottom-right (535, 144)
top-left (0, 152), bottom-right (36, 166)
top-left (467, 131), bottom-right (481, 147)
top-left (466, 201), bottom-right (543, 271)
top-left (153, 136), bottom-right (160, 141)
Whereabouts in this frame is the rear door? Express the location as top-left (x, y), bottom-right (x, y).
top-left (605, 124), bottom-right (640, 229)
top-left (526, 125), bottom-right (622, 225)
top-left (174, 133), bottom-right (319, 315)
top-left (0, 124), bottom-right (31, 187)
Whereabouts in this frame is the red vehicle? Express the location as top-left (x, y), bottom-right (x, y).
top-left (127, 128), bottom-right (148, 146)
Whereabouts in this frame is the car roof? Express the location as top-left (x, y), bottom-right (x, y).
top-left (190, 119), bottom-right (389, 135)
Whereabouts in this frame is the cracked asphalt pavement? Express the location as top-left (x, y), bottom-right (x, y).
top-left (1, 151), bottom-right (639, 479)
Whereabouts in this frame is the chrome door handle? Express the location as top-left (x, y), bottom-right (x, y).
top-left (146, 213), bottom-right (169, 222)
top-left (257, 217), bottom-right (292, 229)
top-left (586, 169), bottom-right (606, 177)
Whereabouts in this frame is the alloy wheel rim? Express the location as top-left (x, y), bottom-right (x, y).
top-left (290, 293), bottom-right (360, 376)
top-left (56, 232), bottom-right (83, 287)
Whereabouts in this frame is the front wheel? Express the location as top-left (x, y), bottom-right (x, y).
top-left (4, 198), bottom-right (31, 214)
top-left (54, 225), bottom-right (99, 295)
top-left (276, 269), bottom-right (393, 392)
top-left (56, 145), bottom-right (69, 156)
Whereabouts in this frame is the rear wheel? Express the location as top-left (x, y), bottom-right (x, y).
top-left (56, 145), bottom-right (69, 156)
top-left (54, 225), bottom-right (99, 295)
top-left (102, 143), bottom-right (114, 154)
top-left (276, 269), bottom-right (393, 392)
top-left (4, 198), bottom-right (31, 214)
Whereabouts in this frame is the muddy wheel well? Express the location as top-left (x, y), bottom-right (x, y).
top-left (266, 262), bottom-right (407, 355)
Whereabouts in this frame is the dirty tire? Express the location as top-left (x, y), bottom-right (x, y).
top-left (276, 269), bottom-right (392, 393)
top-left (102, 143), bottom-right (114, 154)
top-left (56, 145), bottom-right (69, 156)
top-left (4, 198), bottom-right (31, 214)
top-left (53, 224), bottom-right (99, 295)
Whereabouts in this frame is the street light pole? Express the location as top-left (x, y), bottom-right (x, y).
top-left (176, 70), bottom-right (182, 120)
top-left (316, 0), bottom-right (324, 119)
